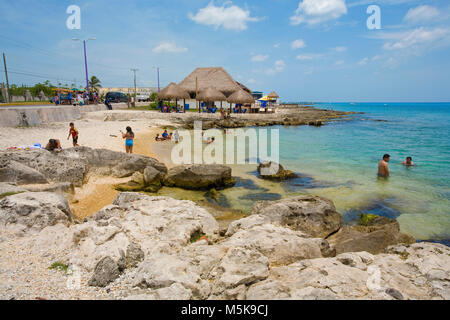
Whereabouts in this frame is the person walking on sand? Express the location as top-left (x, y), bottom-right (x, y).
top-left (67, 122), bottom-right (79, 147)
top-left (378, 154), bottom-right (390, 178)
top-left (121, 126), bottom-right (135, 154)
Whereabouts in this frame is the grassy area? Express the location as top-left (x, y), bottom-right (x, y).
top-left (0, 101), bottom-right (52, 107)
top-left (0, 191), bottom-right (25, 200)
top-left (49, 262), bottom-right (69, 273)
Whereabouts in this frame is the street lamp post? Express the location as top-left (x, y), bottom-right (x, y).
top-left (72, 37), bottom-right (96, 96)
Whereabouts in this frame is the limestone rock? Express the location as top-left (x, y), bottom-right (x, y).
top-left (163, 164), bottom-right (236, 190)
top-left (88, 256), bottom-right (121, 287)
top-left (223, 224), bottom-right (323, 265)
top-left (0, 159), bottom-right (48, 185)
top-left (251, 195), bottom-right (342, 238)
top-left (0, 192), bottom-right (73, 236)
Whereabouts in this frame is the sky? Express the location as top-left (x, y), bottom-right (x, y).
top-left (0, 0), bottom-right (449, 102)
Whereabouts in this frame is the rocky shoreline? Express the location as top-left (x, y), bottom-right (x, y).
top-left (0, 147), bottom-right (449, 300)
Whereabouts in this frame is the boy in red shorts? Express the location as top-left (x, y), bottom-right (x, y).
top-left (67, 122), bottom-right (79, 147)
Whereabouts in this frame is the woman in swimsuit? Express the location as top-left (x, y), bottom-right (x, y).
top-left (121, 126), bottom-right (135, 154)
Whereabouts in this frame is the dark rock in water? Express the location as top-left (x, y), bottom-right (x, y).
top-left (342, 198), bottom-right (402, 223)
top-left (282, 173), bottom-right (330, 192)
top-left (205, 188), bottom-right (231, 208)
top-left (163, 164), bottom-right (236, 190)
top-left (328, 213), bottom-right (415, 255)
top-left (234, 177), bottom-right (269, 192)
top-left (240, 193), bottom-right (282, 201)
top-left (257, 161), bottom-right (297, 181)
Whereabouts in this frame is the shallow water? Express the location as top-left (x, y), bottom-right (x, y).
top-left (147, 104), bottom-right (450, 241)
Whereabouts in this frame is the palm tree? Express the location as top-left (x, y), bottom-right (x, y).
top-left (89, 76), bottom-right (102, 92)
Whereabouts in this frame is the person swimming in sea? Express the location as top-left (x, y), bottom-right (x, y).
top-left (378, 154), bottom-right (390, 178)
top-left (401, 156), bottom-right (415, 167)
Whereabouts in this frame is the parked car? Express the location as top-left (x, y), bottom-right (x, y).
top-left (136, 93), bottom-right (150, 102)
top-left (105, 92), bottom-right (129, 103)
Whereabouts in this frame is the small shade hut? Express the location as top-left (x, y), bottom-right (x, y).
top-left (158, 83), bottom-right (190, 112)
top-left (227, 89), bottom-right (255, 113)
top-left (197, 87), bottom-right (226, 102)
top-left (268, 91), bottom-right (280, 99)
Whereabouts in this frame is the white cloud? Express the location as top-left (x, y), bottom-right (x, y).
top-left (404, 5), bottom-right (440, 24)
top-left (291, 39), bottom-right (306, 50)
top-left (334, 60), bottom-right (344, 66)
top-left (296, 53), bottom-right (323, 60)
top-left (381, 27), bottom-right (450, 51)
top-left (153, 42), bottom-right (188, 53)
top-left (275, 60), bottom-right (286, 71)
top-left (333, 46), bottom-right (347, 52)
top-left (247, 78), bottom-right (256, 84)
top-left (274, 43), bottom-right (280, 48)
top-left (358, 57), bottom-right (369, 65)
top-left (251, 54), bottom-right (269, 62)
top-left (189, 2), bottom-right (259, 31)
top-left (266, 60), bottom-right (286, 75)
top-left (290, 0), bottom-right (347, 26)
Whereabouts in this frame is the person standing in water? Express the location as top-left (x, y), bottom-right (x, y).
top-left (402, 157), bottom-right (415, 166)
top-left (121, 126), bottom-right (135, 154)
top-left (378, 154), bottom-right (390, 178)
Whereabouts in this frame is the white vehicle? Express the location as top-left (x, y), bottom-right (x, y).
top-left (136, 93), bottom-right (150, 102)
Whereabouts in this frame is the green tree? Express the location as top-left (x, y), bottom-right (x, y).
top-left (89, 76), bottom-right (102, 92)
top-left (149, 92), bottom-right (159, 102)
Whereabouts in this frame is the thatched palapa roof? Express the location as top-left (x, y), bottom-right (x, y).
top-left (268, 91), bottom-right (279, 98)
top-left (178, 67), bottom-right (252, 97)
top-left (227, 89), bottom-right (255, 104)
top-left (197, 87), bottom-right (227, 102)
top-left (159, 83), bottom-right (190, 100)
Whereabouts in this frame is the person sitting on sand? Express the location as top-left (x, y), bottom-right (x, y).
top-left (45, 139), bottom-right (62, 151)
top-left (162, 130), bottom-right (169, 140)
top-left (402, 156), bottom-right (415, 167)
top-left (121, 126), bottom-right (135, 154)
top-left (67, 122), bottom-right (79, 147)
top-left (378, 154), bottom-right (390, 178)
top-left (155, 134), bottom-right (162, 142)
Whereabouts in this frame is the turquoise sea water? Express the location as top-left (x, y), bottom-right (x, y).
top-left (219, 103), bottom-right (449, 241)
top-left (276, 102), bottom-right (450, 241)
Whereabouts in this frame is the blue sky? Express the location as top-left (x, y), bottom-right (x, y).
top-left (0, 0), bottom-right (449, 102)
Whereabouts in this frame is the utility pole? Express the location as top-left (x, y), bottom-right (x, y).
top-left (72, 38), bottom-right (96, 95)
top-left (3, 53), bottom-right (10, 103)
top-left (152, 66), bottom-right (161, 92)
top-left (131, 68), bottom-right (138, 106)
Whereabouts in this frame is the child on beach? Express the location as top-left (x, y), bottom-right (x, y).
top-left (45, 139), bottom-right (62, 151)
top-left (67, 122), bottom-right (79, 147)
top-left (121, 126), bottom-right (135, 154)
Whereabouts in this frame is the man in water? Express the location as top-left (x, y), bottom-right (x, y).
top-left (402, 156), bottom-right (415, 166)
top-left (378, 154), bottom-right (390, 178)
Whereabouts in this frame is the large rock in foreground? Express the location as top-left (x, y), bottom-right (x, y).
top-left (327, 214), bottom-right (415, 255)
top-left (163, 164), bottom-right (236, 190)
top-left (0, 192), bottom-right (73, 236)
top-left (0, 147), bottom-right (167, 187)
top-left (251, 195), bottom-right (342, 238)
